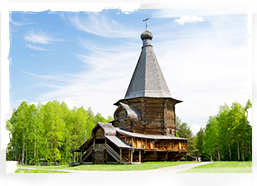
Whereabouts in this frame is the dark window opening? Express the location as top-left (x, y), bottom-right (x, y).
top-left (95, 139), bottom-right (105, 144)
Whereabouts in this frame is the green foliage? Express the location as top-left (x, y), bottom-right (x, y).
top-left (107, 115), bottom-right (114, 122)
top-left (95, 112), bottom-right (108, 123)
top-left (6, 100), bottom-right (110, 165)
top-left (176, 116), bottom-right (196, 157)
top-left (202, 100), bottom-right (252, 161)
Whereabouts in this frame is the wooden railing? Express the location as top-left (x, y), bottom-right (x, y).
top-left (82, 145), bottom-right (93, 161)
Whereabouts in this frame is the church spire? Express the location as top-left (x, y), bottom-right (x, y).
top-left (124, 29), bottom-right (172, 99)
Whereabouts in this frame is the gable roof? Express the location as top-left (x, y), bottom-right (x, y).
top-left (124, 29), bottom-right (172, 99)
top-left (91, 122), bottom-right (117, 136)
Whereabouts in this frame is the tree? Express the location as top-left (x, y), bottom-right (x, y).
top-left (87, 107), bottom-right (96, 124)
top-left (6, 100), bottom-right (124, 164)
top-left (107, 115), bottom-right (114, 122)
top-left (176, 116), bottom-right (196, 157)
top-left (203, 116), bottom-right (220, 161)
top-left (196, 127), bottom-right (206, 160)
top-left (202, 100), bottom-right (252, 161)
top-left (65, 106), bottom-right (95, 162)
top-left (41, 101), bottom-right (67, 163)
top-left (95, 112), bottom-right (108, 123)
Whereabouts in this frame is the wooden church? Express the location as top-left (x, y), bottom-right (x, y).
top-left (70, 26), bottom-right (188, 164)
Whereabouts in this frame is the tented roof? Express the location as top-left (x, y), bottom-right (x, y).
top-left (124, 29), bottom-right (172, 99)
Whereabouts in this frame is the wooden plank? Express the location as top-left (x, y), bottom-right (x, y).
top-left (145, 114), bottom-right (163, 119)
top-left (130, 149), bottom-right (133, 163)
top-left (137, 138), bottom-right (141, 148)
top-left (145, 106), bottom-right (163, 110)
top-left (133, 138), bottom-right (137, 147)
top-left (145, 108), bottom-right (163, 113)
top-left (146, 99), bottom-right (164, 103)
top-left (95, 128), bottom-right (104, 137)
top-left (120, 149), bottom-right (122, 163)
top-left (139, 150), bottom-right (141, 162)
top-left (141, 99), bottom-right (146, 121)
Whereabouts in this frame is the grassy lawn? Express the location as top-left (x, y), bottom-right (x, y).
top-left (17, 161), bottom-right (199, 172)
top-left (180, 161), bottom-right (252, 173)
top-left (15, 169), bottom-right (69, 173)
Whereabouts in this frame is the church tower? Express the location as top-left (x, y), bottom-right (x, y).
top-left (113, 29), bottom-right (182, 136)
top-left (72, 24), bottom-right (188, 164)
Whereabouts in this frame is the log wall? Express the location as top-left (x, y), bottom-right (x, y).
top-left (120, 98), bottom-right (177, 136)
top-left (117, 133), bottom-right (187, 152)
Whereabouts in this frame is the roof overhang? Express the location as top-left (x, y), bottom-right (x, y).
top-left (114, 97), bottom-right (183, 106)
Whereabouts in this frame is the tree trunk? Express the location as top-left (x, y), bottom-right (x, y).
top-left (34, 126), bottom-right (36, 164)
top-left (25, 148), bottom-right (28, 165)
top-left (22, 137), bottom-right (25, 165)
top-left (15, 139), bottom-right (17, 161)
top-left (218, 148), bottom-right (220, 161)
top-left (211, 154), bottom-right (212, 161)
top-left (229, 144), bottom-right (232, 161)
top-left (237, 141), bottom-right (240, 161)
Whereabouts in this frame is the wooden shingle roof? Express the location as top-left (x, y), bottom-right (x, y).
top-left (92, 122), bottom-right (117, 136)
top-left (124, 29), bottom-right (172, 99)
top-left (114, 102), bottom-right (141, 120)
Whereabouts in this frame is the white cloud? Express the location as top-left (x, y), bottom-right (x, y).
top-left (190, 123), bottom-right (202, 135)
top-left (24, 30), bottom-right (55, 44)
top-left (69, 14), bottom-right (138, 38)
top-left (9, 14), bottom-right (35, 27)
top-left (27, 40), bottom-right (139, 118)
top-left (22, 70), bottom-right (66, 81)
top-left (23, 30), bottom-right (63, 51)
top-left (25, 43), bottom-right (46, 51)
top-left (62, 97), bottom-right (77, 110)
top-left (10, 19), bottom-right (34, 26)
top-left (175, 15), bottom-right (204, 25)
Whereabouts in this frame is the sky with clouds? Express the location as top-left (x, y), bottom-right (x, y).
top-left (9, 9), bottom-right (251, 134)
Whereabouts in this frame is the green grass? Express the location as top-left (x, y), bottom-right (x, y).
top-left (15, 168), bottom-right (69, 173)
top-left (180, 161), bottom-right (252, 173)
top-left (17, 161), bottom-right (199, 172)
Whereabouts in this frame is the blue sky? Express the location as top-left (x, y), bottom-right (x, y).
top-left (9, 9), bottom-right (251, 134)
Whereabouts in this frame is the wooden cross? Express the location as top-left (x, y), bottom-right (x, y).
top-left (143, 18), bottom-right (150, 29)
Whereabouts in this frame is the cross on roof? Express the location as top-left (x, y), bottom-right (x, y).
top-left (143, 18), bottom-right (150, 30)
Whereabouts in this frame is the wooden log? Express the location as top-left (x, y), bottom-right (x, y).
top-left (146, 100), bottom-right (164, 103)
top-left (120, 149), bottom-right (122, 163)
top-left (141, 99), bottom-right (146, 121)
top-left (139, 150), bottom-right (141, 163)
top-left (130, 149), bottom-right (133, 163)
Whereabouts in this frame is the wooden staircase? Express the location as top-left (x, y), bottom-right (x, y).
top-left (82, 145), bottom-right (93, 161)
top-left (106, 144), bottom-right (128, 163)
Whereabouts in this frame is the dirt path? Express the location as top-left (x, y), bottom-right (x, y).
top-left (16, 162), bottom-right (212, 173)
top-left (139, 162), bottom-right (212, 173)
